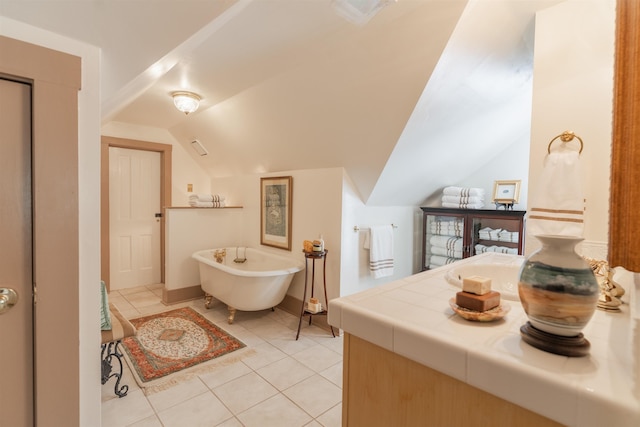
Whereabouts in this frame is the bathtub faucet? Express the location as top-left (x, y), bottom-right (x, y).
top-left (233, 247), bottom-right (247, 263)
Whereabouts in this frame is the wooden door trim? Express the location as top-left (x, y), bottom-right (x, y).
top-left (0, 35), bottom-right (81, 426)
top-left (609, 0), bottom-right (640, 271)
top-left (101, 136), bottom-right (172, 290)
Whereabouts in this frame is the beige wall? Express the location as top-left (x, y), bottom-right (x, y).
top-left (527, 0), bottom-right (615, 259)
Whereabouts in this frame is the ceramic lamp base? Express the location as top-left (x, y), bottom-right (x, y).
top-left (520, 321), bottom-right (590, 357)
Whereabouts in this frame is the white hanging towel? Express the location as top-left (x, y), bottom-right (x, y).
top-left (527, 150), bottom-right (585, 237)
top-left (366, 225), bottom-right (394, 279)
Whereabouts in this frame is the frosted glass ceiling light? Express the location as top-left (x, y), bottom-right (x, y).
top-left (172, 91), bottom-right (201, 115)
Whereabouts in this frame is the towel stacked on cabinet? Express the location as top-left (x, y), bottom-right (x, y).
top-left (188, 193), bottom-right (226, 208)
top-left (441, 186), bottom-right (485, 209)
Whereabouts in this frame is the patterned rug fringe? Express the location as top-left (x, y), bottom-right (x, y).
top-left (123, 346), bottom-right (256, 395)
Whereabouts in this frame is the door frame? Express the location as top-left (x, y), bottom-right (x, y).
top-left (101, 136), bottom-right (172, 290)
top-left (0, 36), bottom-right (81, 425)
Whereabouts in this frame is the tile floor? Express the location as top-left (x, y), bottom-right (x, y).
top-left (102, 284), bottom-right (343, 427)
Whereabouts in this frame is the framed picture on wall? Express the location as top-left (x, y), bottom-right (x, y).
top-left (492, 180), bottom-right (521, 204)
top-left (260, 176), bottom-right (293, 250)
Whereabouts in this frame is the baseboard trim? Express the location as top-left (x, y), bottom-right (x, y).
top-left (163, 285), bottom-right (204, 305)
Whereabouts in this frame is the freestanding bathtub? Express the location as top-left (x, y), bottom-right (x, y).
top-left (192, 247), bottom-right (304, 324)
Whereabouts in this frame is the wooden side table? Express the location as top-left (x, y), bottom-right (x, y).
top-left (296, 249), bottom-right (336, 340)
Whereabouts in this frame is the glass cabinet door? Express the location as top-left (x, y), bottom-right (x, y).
top-left (424, 213), bottom-right (465, 270)
top-left (471, 216), bottom-right (521, 257)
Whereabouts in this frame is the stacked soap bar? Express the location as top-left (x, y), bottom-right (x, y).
top-left (456, 275), bottom-right (500, 312)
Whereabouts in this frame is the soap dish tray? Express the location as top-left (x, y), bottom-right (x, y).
top-left (449, 298), bottom-right (510, 322)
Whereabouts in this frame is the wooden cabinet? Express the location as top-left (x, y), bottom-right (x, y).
top-left (421, 207), bottom-right (526, 271)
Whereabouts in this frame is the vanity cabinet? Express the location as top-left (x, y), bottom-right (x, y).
top-left (421, 207), bottom-right (526, 271)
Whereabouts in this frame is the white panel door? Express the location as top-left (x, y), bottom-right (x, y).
top-left (109, 147), bottom-right (161, 289)
top-left (0, 78), bottom-right (33, 425)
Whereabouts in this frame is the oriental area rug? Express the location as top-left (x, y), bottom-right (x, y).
top-left (122, 307), bottom-right (248, 393)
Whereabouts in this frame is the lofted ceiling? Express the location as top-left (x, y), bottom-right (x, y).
top-left (0, 0), bottom-right (564, 205)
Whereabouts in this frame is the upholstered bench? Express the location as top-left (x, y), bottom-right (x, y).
top-left (101, 298), bottom-right (136, 397)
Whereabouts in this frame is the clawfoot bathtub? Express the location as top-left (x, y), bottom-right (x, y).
top-left (192, 247), bottom-right (304, 323)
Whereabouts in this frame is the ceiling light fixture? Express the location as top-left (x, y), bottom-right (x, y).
top-left (172, 91), bottom-right (201, 115)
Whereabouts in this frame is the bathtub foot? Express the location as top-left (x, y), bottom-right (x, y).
top-left (227, 306), bottom-right (237, 324)
top-left (204, 294), bottom-right (214, 309)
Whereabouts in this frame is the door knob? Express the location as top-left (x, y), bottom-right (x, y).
top-left (0, 288), bottom-right (18, 314)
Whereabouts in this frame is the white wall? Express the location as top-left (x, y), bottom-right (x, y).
top-left (165, 208), bottom-right (244, 291)
top-left (0, 16), bottom-right (102, 427)
top-left (101, 121), bottom-right (212, 206)
top-left (341, 172), bottom-right (419, 297)
top-left (528, 0), bottom-right (615, 259)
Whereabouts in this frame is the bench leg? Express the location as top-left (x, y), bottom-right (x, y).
top-left (101, 340), bottom-right (129, 398)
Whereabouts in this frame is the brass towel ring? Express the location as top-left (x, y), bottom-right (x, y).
top-left (547, 131), bottom-right (584, 154)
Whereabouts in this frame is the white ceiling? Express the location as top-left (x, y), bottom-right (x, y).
top-left (0, 0), bottom-right (564, 205)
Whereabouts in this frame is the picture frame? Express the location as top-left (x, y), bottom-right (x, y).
top-left (260, 176), bottom-right (293, 250)
top-left (492, 180), bottom-right (521, 204)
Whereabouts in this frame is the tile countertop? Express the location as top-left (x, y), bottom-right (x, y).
top-left (328, 252), bottom-right (640, 427)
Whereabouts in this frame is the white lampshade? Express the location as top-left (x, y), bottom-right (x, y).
top-left (172, 91), bottom-right (201, 115)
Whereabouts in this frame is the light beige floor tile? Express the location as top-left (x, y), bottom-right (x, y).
top-left (291, 344), bottom-right (342, 373)
top-left (319, 361), bottom-right (343, 388)
top-left (101, 389), bottom-right (155, 427)
top-left (124, 290), bottom-right (164, 308)
top-left (268, 334), bottom-right (318, 355)
top-left (241, 342), bottom-right (288, 370)
top-left (315, 334), bottom-right (343, 355)
top-left (236, 393), bottom-right (312, 427)
top-left (212, 371), bottom-right (279, 414)
top-left (304, 421), bottom-right (323, 427)
top-left (118, 286), bottom-right (150, 296)
top-left (157, 391), bottom-right (232, 427)
top-left (146, 377), bottom-right (208, 412)
top-left (128, 414), bottom-right (164, 427)
top-left (199, 360), bottom-right (252, 389)
top-left (256, 356), bottom-right (315, 391)
top-left (216, 417), bottom-right (244, 427)
top-left (283, 375), bottom-right (342, 418)
top-left (315, 403), bottom-right (342, 427)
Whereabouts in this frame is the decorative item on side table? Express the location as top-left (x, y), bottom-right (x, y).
top-left (297, 247), bottom-right (335, 340)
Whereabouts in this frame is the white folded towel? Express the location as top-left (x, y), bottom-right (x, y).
top-left (442, 186), bottom-right (485, 197)
top-left (189, 201), bottom-right (214, 208)
top-left (430, 246), bottom-right (463, 258)
top-left (442, 202), bottom-right (485, 209)
top-left (188, 193), bottom-right (226, 202)
top-left (528, 151), bottom-right (585, 237)
top-left (366, 225), bottom-right (394, 279)
top-left (429, 235), bottom-right (463, 251)
top-left (441, 195), bottom-right (484, 205)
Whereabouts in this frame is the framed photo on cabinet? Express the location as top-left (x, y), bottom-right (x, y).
top-left (260, 176), bottom-right (293, 250)
top-left (492, 180), bottom-right (521, 204)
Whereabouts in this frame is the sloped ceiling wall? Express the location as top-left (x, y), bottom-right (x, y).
top-left (0, 0), bottom-right (565, 206)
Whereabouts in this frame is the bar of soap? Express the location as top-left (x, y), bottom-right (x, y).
top-left (456, 291), bottom-right (500, 312)
top-left (462, 275), bottom-right (492, 295)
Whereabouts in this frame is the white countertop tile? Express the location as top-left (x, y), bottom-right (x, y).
top-left (328, 253), bottom-right (640, 427)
